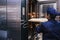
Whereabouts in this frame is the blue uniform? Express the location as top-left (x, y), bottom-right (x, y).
top-left (36, 20), bottom-right (60, 40)
top-left (36, 7), bottom-right (60, 40)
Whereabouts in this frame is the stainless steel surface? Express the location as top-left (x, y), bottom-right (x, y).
top-left (0, 0), bottom-right (21, 40)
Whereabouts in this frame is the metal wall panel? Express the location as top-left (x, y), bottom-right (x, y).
top-left (7, 0), bottom-right (21, 40)
top-left (0, 0), bottom-right (7, 40)
top-left (0, 0), bottom-right (7, 30)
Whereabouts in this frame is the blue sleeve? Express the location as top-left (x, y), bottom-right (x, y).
top-left (35, 24), bottom-right (43, 33)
